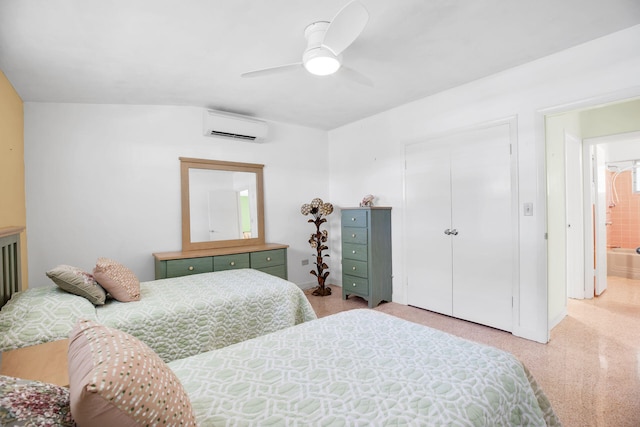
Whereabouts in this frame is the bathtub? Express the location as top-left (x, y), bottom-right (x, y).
top-left (607, 248), bottom-right (640, 280)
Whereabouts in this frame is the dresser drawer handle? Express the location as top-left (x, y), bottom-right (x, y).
top-left (351, 217), bottom-right (356, 221)
top-left (266, 257), bottom-right (272, 262)
top-left (188, 266), bottom-right (194, 271)
top-left (230, 261), bottom-right (235, 266)
top-left (351, 233), bottom-right (356, 238)
top-left (352, 266), bottom-right (356, 271)
top-left (352, 283), bottom-right (357, 287)
top-left (352, 250), bottom-right (356, 254)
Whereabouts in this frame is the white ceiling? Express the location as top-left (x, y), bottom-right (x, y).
top-left (1, 0), bottom-right (639, 130)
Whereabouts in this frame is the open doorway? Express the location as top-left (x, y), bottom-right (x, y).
top-left (581, 132), bottom-right (640, 296)
top-left (545, 97), bottom-right (640, 329)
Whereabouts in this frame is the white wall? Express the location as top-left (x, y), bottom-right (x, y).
top-left (327, 25), bottom-right (640, 342)
top-left (607, 138), bottom-right (640, 162)
top-left (24, 103), bottom-right (328, 288)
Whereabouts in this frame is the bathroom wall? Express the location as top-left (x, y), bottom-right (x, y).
top-left (607, 170), bottom-right (640, 248)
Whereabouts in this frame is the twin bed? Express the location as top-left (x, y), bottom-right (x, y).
top-left (0, 268), bottom-right (561, 425)
top-left (0, 309), bottom-right (560, 426)
top-left (0, 268), bottom-right (316, 362)
top-left (169, 309), bottom-right (560, 425)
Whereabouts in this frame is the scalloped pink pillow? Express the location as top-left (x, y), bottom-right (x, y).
top-left (92, 258), bottom-right (140, 302)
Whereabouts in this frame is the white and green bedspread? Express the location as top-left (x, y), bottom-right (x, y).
top-left (0, 287), bottom-right (98, 351)
top-left (0, 269), bottom-right (316, 362)
top-left (169, 309), bottom-right (560, 426)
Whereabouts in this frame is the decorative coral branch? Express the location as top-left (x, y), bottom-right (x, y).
top-left (300, 198), bottom-right (334, 296)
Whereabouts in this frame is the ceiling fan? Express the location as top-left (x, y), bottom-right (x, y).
top-left (241, 1), bottom-right (373, 87)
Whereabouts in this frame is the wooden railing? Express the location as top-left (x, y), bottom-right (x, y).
top-left (0, 226), bottom-right (24, 308)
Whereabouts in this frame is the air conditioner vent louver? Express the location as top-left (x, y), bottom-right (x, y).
top-left (203, 110), bottom-right (268, 142)
top-left (208, 130), bottom-right (257, 141)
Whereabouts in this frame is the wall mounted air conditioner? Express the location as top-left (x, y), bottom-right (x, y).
top-left (203, 110), bottom-right (268, 142)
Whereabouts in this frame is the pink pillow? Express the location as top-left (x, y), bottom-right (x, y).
top-left (92, 258), bottom-right (140, 302)
top-left (68, 319), bottom-right (197, 426)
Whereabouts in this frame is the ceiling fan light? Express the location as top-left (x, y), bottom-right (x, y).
top-left (303, 48), bottom-right (341, 76)
top-left (305, 56), bottom-right (341, 76)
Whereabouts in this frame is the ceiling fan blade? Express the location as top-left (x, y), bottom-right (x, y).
top-left (322, 0), bottom-right (369, 56)
top-left (338, 66), bottom-right (374, 87)
top-left (241, 63), bottom-right (302, 78)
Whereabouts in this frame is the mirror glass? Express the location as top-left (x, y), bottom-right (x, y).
top-left (181, 158), bottom-right (265, 251)
top-left (188, 169), bottom-right (258, 242)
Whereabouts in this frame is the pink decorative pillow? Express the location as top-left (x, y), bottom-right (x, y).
top-left (92, 257), bottom-right (140, 302)
top-left (68, 319), bottom-right (197, 427)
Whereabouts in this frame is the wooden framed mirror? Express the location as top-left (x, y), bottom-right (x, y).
top-left (180, 157), bottom-right (265, 251)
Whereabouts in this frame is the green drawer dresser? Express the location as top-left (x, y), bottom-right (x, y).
top-left (153, 243), bottom-right (288, 280)
top-left (341, 207), bottom-right (392, 308)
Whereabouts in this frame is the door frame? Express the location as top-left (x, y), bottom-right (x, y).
top-left (583, 130), bottom-right (640, 295)
top-left (538, 88), bottom-right (640, 337)
top-left (582, 140), bottom-right (607, 298)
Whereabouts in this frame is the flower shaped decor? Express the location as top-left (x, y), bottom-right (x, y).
top-left (301, 198), bottom-right (334, 296)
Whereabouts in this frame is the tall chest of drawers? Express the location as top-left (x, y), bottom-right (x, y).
top-left (341, 207), bottom-right (392, 308)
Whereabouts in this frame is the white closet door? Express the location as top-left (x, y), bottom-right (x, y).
top-left (450, 124), bottom-right (513, 331)
top-left (405, 141), bottom-right (453, 315)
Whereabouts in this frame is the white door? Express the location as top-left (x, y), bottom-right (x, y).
top-left (208, 190), bottom-right (240, 240)
top-left (450, 125), bottom-right (513, 331)
top-left (406, 141), bottom-right (453, 315)
top-left (406, 124), bottom-right (514, 331)
top-left (594, 145), bottom-right (608, 296)
top-left (565, 132), bottom-right (585, 299)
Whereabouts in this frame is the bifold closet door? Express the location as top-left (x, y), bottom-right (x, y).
top-left (450, 125), bottom-right (513, 331)
top-left (405, 124), bottom-right (513, 332)
top-left (405, 140), bottom-right (453, 315)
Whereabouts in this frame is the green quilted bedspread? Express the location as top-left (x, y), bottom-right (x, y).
top-left (0, 269), bottom-right (316, 362)
top-left (169, 309), bottom-right (561, 426)
top-left (97, 269), bottom-right (317, 362)
top-left (0, 287), bottom-right (98, 351)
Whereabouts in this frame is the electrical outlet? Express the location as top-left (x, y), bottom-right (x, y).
top-left (301, 259), bottom-right (309, 266)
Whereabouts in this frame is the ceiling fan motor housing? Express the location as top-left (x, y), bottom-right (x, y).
top-left (240, 1), bottom-right (368, 80)
top-left (303, 21), bottom-right (342, 75)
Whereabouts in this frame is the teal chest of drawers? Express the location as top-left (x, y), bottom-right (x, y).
top-left (341, 207), bottom-right (392, 308)
top-left (153, 243), bottom-right (288, 280)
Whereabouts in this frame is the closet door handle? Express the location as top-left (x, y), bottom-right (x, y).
top-left (444, 229), bottom-right (451, 235)
top-left (450, 229), bottom-right (458, 236)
